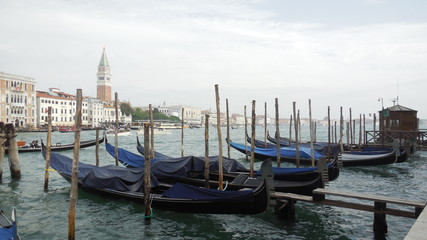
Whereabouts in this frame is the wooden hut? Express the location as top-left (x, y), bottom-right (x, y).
top-left (378, 104), bottom-right (418, 131)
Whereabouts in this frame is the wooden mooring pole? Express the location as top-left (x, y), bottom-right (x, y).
top-left (275, 98), bottom-right (281, 167)
top-left (309, 99), bottom-right (315, 167)
top-left (250, 100), bottom-right (256, 177)
top-left (95, 127), bottom-right (100, 166)
top-left (264, 102), bottom-right (267, 148)
top-left (149, 104), bottom-right (155, 158)
top-left (244, 105), bottom-right (248, 162)
top-left (0, 122), bottom-right (4, 182)
top-left (68, 89), bottom-right (82, 240)
top-left (293, 102), bottom-right (300, 168)
top-left (214, 84), bottom-right (223, 190)
top-left (5, 124), bottom-right (21, 180)
top-left (44, 107), bottom-right (52, 191)
top-left (114, 92), bottom-right (119, 166)
top-left (204, 115), bottom-right (210, 189)
top-left (143, 123), bottom-right (152, 222)
top-left (226, 99), bottom-right (230, 158)
top-left (181, 108), bottom-right (184, 157)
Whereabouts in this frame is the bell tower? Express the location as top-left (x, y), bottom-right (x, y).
top-left (97, 47), bottom-right (112, 102)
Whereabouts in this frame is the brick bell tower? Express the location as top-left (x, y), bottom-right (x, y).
top-left (97, 47), bottom-right (112, 102)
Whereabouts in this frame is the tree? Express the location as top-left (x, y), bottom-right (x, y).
top-left (120, 102), bottom-right (134, 116)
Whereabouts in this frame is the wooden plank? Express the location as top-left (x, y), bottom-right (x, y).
top-left (271, 191), bottom-right (419, 218)
top-left (313, 188), bottom-right (426, 208)
top-left (270, 192), bottom-right (313, 202)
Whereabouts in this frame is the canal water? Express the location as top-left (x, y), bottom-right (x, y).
top-left (0, 125), bottom-right (426, 239)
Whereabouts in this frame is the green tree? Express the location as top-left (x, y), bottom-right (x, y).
top-left (120, 102), bottom-right (134, 116)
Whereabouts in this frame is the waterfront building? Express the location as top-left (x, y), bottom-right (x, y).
top-left (169, 105), bottom-right (202, 124)
top-left (97, 48), bottom-right (112, 103)
top-left (0, 71), bottom-right (36, 128)
top-left (36, 88), bottom-right (89, 127)
top-left (87, 97), bottom-right (104, 128)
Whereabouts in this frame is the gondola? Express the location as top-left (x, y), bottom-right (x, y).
top-left (266, 132), bottom-right (331, 155)
top-left (42, 142), bottom-right (269, 214)
top-left (340, 146), bottom-right (407, 163)
top-left (244, 136), bottom-right (339, 181)
top-left (0, 208), bottom-right (20, 240)
top-left (6, 135), bottom-right (105, 154)
top-left (133, 137), bottom-right (325, 195)
top-left (229, 138), bottom-right (326, 165)
top-left (134, 136), bottom-right (335, 182)
top-left (339, 150), bottom-right (398, 167)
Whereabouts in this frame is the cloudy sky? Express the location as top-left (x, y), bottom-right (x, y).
top-left (1, 0), bottom-right (426, 119)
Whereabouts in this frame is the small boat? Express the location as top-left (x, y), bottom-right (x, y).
top-left (42, 142), bottom-right (269, 214)
top-left (137, 128), bottom-right (172, 135)
top-left (157, 123), bottom-right (182, 130)
top-left (6, 136), bottom-right (104, 154)
top-left (0, 208), bottom-right (20, 240)
top-left (58, 126), bottom-right (75, 133)
top-left (105, 128), bottom-right (132, 136)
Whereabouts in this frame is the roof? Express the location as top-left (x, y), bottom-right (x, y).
top-left (99, 47), bottom-right (109, 67)
top-left (380, 104), bottom-right (417, 112)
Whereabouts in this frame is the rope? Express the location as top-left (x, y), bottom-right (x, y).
top-left (143, 207), bottom-right (153, 218)
top-left (45, 168), bottom-right (57, 172)
top-left (217, 180), bottom-right (229, 191)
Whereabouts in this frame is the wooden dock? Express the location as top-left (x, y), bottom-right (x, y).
top-left (271, 188), bottom-right (426, 238)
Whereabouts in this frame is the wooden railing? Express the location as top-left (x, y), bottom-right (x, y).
top-left (365, 130), bottom-right (427, 147)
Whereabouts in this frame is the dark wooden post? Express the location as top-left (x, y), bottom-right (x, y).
top-left (340, 107), bottom-right (344, 153)
top-left (0, 123), bottom-right (4, 182)
top-left (359, 114), bottom-right (362, 147)
top-left (214, 84), bottom-right (223, 190)
top-left (374, 113), bottom-right (377, 132)
top-left (349, 108), bottom-right (353, 150)
top-left (44, 107), bottom-right (52, 190)
top-left (95, 127), bottom-right (100, 166)
top-left (289, 115), bottom-right (292, 146)
top-left (363, 114), bottom-right (366, 146)
top-left (68, 89), bottom-right (82, 240)
top-left (293, 102), bottom-right (300, 168)
top-left (204, 115), bottom-right (210, 189)
top-left (114, 92), bottom-right (119, 166)
top-left (244, 105), bottom-right (248, 161)
top-left (309, 99), bottom-right (315, 167)
top-left (264, 102), bottom-right (267, 148)
top-left (143, 123), bottom-right (152, 222)
top-left (327, 106), bottom-right (331, 160)
top-left (5, 124), bottom-right (21, 180)
top-left (275, 98), bottom-right (281, 167)
top-left (149, 104), bottom-right (155, 158)
top-left (181, 107), bottom-right (184, 157)
top-left (250, 100), bottom-right (256, 176)
top-left (334, 121), bottom-right (337, 144)
top-left (373, 201), bottom-right (388, 238)
top-left (226, 99), bottom-right (230, 158)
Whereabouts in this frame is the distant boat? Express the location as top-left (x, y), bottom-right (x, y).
top-left (105, 128), bottom-right (132, 136)
top-left (6, 136), bottom-right (105, 154)
top-left (137, 128), bottom-right (172, 135)
top-left (157, 123), bottom-right (182, 130)
top-left (59, 126), bottom-right (75, 133)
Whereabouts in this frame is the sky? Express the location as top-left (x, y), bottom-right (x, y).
top-left (1, 0), bottom-right (426, 120)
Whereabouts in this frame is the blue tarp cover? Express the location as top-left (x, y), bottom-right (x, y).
top-left (43, 145), bottom-right (160, 190)
top-left (230, 140), bottom-right (325, 159)
top-left (162, 182), bottom-right (254, 202)
top-left (106, 142), bottom-right (161, 168)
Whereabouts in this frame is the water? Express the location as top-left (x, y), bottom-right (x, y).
top-left (1, 126), bottom-right (426, 239)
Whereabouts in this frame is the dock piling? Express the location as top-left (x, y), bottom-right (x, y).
top-left (6, 124), bottom-right (21, 180)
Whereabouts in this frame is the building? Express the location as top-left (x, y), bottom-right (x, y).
top-left (36, 88), bottom-right (89, 127)
top-left (378, 104), bottom-right (418, 131)
top-left (0, 71), bottom-right (36, 128)
top-left (87, 97), bottom-right (104, 128)
top-left (97, 48), bottom-right (112, 103)
top-left (169, 105), bottom-right (202, 124)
